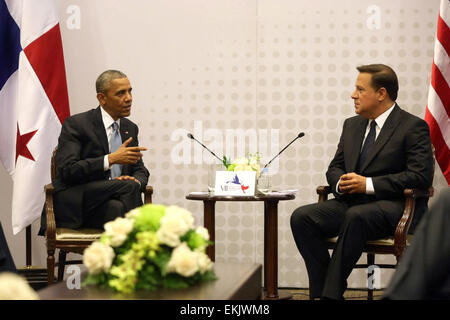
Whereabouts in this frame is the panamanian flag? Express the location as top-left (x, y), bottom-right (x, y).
top-left (0, 0), bottom-right (70, 234)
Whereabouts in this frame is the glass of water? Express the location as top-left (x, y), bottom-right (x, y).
top-left (208, 163), bottom-right (224, 194)
top-left (257, 168), bottom-right (271, 193)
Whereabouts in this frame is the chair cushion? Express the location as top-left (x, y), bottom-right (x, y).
top-left (327, 235), bottom-right (413, 246)
top-left (55, 228), bottom-right (103, 241)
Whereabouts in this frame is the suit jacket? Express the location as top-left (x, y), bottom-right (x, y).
top-left (383, 188), bottom-right (450, 299)
top-left (0, 221), bottom-right (16, 272)
top-left (51, 106), bottom-right (149, 228)
top-left (326, 104), bottom-right (433, 230)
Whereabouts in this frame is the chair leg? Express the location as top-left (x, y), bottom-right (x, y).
top-left (367, 253), bottom-right (375, 300)
top-left (57, 250), bottom-right (67, 282)
top-left (47, 249), bottom-right (55, 285)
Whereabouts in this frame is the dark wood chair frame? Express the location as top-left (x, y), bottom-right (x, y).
top-left (44, 148), bottom-right (153, 284)
top-left (315, 185), bottom-right (434, 300)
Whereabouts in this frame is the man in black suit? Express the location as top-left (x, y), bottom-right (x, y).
top-left (383, 188), bottom-right (450, 300)
top-left (51, 70), bottom-right (149, 230)
top-left (290, 64), bottom-right (433, 300)
top-left (0, 222), bottom-right (16, 272)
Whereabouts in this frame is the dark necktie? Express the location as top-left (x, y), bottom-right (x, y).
top-left (356, 120), bottom-right (376, 173)
top-left (110, 122), bottom-right (122, 178)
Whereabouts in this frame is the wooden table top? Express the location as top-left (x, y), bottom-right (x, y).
top-left (186, 192), bottom-right (295, 201)
top-left (38, 263), bottom-right (262, 300)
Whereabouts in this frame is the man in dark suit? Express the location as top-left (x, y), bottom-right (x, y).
top-left (51, 70), bottom-right (149, 230)
top-left (0, 222), bottom-right (16, 272)
top-left (290, 64), bottom-right (434, 300)
top-left (383, 188), bottom-right (450, 300)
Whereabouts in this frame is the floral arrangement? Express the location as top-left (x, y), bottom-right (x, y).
top-left (0, 273), bottom-right (39, 300)
top-left (222, 152), bottom-right (261, 176)
top-left (82, 204), bottom-right (216, 294)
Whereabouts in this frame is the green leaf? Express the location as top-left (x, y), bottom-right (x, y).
top-left (83, 272), bottom-right (108, 287)
top-left (199, 270), bottom-right (218, 282)
top-left (222, 156), bottom-right (231, 168)
top-left (162, 274), bottom-right (190, 289)
top-left (135, 264), bottom-right (159, 290)
top-left (149, 247), bottom-right (171, 275)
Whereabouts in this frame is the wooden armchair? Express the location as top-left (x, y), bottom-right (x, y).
top-left (44, 148), bottom-right (153, 284)
top-left (316, 185), bottom-right (434, 300)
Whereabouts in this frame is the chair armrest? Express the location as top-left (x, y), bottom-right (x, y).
top-left (44, 183), bottom-right (56, 241)
top-left (404, 187), bottom-right (434, 199)
top-left (144, 185), bottom-right (153, 204)
top-left (394, 187), bottom-right (434, 259)
top-left (316, 186), bottom-right (332, 202)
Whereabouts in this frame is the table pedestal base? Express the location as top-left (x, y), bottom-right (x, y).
top-left (262, 289), bottom-right (293, 300)
top-left (186, 193), bottom-right (296, 301)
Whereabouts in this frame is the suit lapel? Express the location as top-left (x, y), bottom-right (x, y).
top-left (348, 118), bottom-right (368, 172)
top-left (360, 104), bottom-right (402, 172)
top-left (93, 106), bottom-right (109, 154)
top-left (120, 120), bottom-right (131, 145)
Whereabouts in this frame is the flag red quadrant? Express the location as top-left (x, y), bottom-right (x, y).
top-left (0, 0), bottom-right (70, 234)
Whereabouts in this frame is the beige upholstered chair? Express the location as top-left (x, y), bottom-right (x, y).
top-left (44, 148), bottom-right (153, 284)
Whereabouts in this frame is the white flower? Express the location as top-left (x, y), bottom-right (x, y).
top-left (195, 226), bottom-right (210, 241)
top-left (249, 157), bottom-right (260, 173)
top-left (156, 228), bottom-right (180, 247)
top-left (157, 206), bottom-right (194, 247)
top-left (249, 157), bottom-right (259, 167)
top-left (125, 208), bottom-right (140, 219)
top-left (195, 252), bottom-right (213, 274)
top-left (245, 164), bottom-right (254, 171)
top-left (233, 157), bottom-right (249, 166)
top-left (83, 241), bottom-right (115, 275)
top-left (166, 243), bottom-right (199, 277)
top-left (0, 273), bottom-right (39, 300)
top-left (104, 217), bottom-right (134, 247)
top-left (166, 206), bottom-right (194, 229)
top-left (235, 164), bottom-right (256, 171)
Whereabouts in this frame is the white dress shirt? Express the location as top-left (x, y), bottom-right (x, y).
top-left (337, 103), bottom-right (396, 195)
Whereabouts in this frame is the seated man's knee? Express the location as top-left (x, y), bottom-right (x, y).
top-left (344, 206), bottom-right (364, 224)
top-left (118, 179), bottom-right (141, 194)
top-left (104, 199), bottom-right (126, 219)
top-left (291, 206), bottom-right (313, 231)
top-left (128, 180), bottom-right (141, 193)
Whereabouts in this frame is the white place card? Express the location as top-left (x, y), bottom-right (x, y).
top-left (214, 171), bottom-right (256, 196)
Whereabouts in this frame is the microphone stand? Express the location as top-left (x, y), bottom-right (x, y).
top-left (263, 132), bottom-right (305, 169)
top-left (187, 133), bottom-right (224, 164)
top-left (187, 132), bottom-right (305, 170)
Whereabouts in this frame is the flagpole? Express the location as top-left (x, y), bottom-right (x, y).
top-left (26, 225), bottom-right (31, 266)
top-left (17, 224), bottom-right (48, 290)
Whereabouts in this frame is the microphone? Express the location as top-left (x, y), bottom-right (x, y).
top-left (187, 133), bottom-right (223, 163)
top-left (263, 132), bottom-right (305, 169)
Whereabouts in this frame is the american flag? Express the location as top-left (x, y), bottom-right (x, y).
top-left (425, 0), bottom-right (450, 185)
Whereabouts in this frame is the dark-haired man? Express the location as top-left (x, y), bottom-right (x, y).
top-left (44, 70), bottom-right (149, 231)
top-left (290, 64), bottom-right (433, 299)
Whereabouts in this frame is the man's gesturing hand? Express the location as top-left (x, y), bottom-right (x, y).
top-left (114, 175), bottom-right (140, 184)
top-left (338, 172), bottom-right (366, 194)
top-left (108, 137), bottom-right (147, 165)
